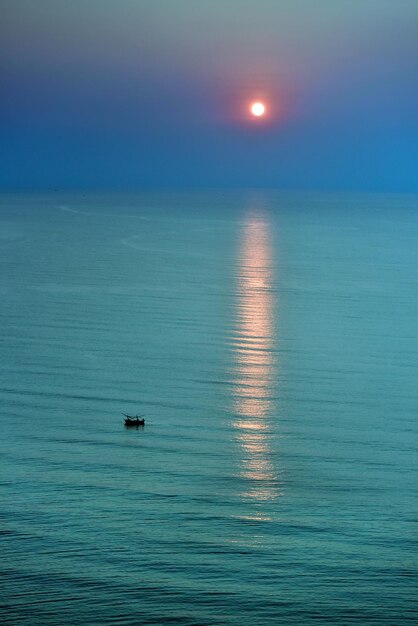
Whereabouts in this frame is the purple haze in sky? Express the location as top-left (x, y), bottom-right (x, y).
top-left (1, 0), bottom-right (417, 190)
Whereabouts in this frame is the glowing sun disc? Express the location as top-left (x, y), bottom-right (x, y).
top-left (251, 102), bottom-right (265, 117)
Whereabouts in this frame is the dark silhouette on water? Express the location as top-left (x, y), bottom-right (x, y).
top-left (123, 413), bottom-right (145, 427)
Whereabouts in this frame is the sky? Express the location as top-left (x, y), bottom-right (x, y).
top-left (1, 0), bottom-right (417, 191)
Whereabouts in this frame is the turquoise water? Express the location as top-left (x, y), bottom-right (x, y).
top-left (1, 191), bottom-right (417, 625)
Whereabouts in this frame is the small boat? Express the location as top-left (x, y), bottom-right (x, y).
top-left (123, 413), bottom-right (145, 427)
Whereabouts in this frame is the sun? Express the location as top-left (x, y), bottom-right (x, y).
top-left (250, 101), bottom-right (265, 117)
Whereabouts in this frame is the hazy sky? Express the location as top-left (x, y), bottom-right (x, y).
top-left (1, 0), bottom-right (417, 191)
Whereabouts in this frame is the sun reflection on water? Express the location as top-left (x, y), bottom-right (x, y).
top-left (231, 212), bottom-right (282, 503)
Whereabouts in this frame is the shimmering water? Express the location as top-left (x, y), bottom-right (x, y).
top-left (1, 191), bottom-right (417, 625)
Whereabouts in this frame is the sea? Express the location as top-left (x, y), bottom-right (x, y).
top-left (1, 190), bottom-right (417, 625)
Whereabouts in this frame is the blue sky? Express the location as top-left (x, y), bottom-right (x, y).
top-left (1, 0), bottom-right (417, 191)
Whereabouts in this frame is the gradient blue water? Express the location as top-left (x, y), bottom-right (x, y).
top-left (1, 191), bottom-right (417, 625)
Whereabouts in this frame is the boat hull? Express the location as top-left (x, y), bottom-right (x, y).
top-left (124, 417), bottom-right (145, 427)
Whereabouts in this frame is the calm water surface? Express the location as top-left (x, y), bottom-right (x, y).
top-left (1, 191), bottom-right (417, 625)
